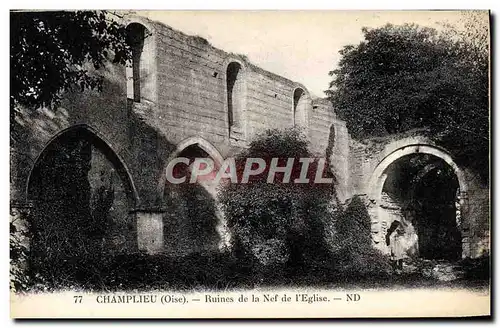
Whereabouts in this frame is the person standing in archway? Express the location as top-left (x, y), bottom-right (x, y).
top-left (386, 220), bottom-right (406, 273)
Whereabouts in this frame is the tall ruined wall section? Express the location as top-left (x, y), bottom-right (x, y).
top-left (10, 63), bottom-right (132, 206)
top-left (150, 23), bottom-right (230, 151)
top-left (149, 20), bottom-right (327, 153)
top-left (11, 15), bottom-right (346, 257)
top-left (10, 15), bottom-right (348, 210)
top-left (139, 17), bottom-right (349, 193)
top-left (463, 170), bottom-right (490, 258)
top-left (309, 98), bottom-right (351, 202)
top-left (12, 15), bottom-right (487, 259)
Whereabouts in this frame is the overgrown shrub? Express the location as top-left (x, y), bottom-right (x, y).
top-left (218, 128), bottom-right (335, 277)
top-left (329, 196), bottom-right (392, 278)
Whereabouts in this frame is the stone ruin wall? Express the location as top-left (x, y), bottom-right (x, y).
top-left (11, 15), bottom-right (349, 257)
top-left (10, 15), bottom-right (488, 259)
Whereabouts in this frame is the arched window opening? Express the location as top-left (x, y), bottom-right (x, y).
top-left (293, 88), bottom-right (307, 127)
top-left (126, 23), bottom-right (149, 103)
top-left (226, 62), bottom-right (244, 139)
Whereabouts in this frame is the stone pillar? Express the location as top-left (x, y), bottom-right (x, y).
top-left (215, 203), bottom-right (232, 251)
top-left (458, 191), bottom-right (471, 259)
top-left (136, 211), bottom-right (164, 254)
top-left (366, 196), bottom-right (391, 255)
top-left (198, 179), bottom-right (232, 252)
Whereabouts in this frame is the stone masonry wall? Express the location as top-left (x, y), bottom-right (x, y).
top-left (11, 15), bottom-right (344, 257)
top-left (10, 15), bottom-right (488, 259)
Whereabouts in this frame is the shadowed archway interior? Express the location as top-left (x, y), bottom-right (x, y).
top-left (162, 144), bottom-right (223, 256)
top-left (27, 127), bottom-right (138, 271)
top-left (379, 153), bottom-right (462, 261)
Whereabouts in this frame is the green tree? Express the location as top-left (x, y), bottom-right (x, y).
top-left (10, 10), bottom-right (129, 122)
top-left (326, 21), bottom-right (489, 182)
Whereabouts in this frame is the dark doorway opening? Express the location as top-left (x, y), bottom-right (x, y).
top-left (381, 154), bottom-right (462, 261)
top-left (27, 127), bottom-right (136, 271)
top-left (162, 144), bottom-right (221, 256)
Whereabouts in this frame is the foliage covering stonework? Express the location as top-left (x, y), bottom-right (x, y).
top-left (10, 10), bottom-right (130, 142)
top-left (218, 128), bottom-right (335, 274)
top-left (328, 196), bottom-right (392, 278)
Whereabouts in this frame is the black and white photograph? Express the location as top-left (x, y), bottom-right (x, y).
top-left (9, 9), bottom-right (491, 318)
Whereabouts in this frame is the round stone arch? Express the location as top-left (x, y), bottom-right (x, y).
top-left (25, 124), bottom-right (140, 206)
top-left (367, 143), bottom-right (470, 258)
top-left (125, 18), bottom-right (157, 104)
top-left (292, 85), bottom-right (311, 129)
top-left (223, 57), bottom-right (248, 142)
top-left (222, 56), bottom-right (247, 90)
top-left (368, 144), bottom-right (467, 203)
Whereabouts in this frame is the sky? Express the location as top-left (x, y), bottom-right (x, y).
top-left (137, 10), bottom-right (485, 98)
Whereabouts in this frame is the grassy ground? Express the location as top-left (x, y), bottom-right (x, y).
top-left (16, 251), bottom-right (490, 293)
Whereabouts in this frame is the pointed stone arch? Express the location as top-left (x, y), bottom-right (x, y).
top-left (26, 124), bottom-right (139, 206)
top-left (158, 136), bottom-right (230, 255)
top-left (25, 124), bottom-right (141, 260)
top-left (158, 136), bottom-right (224, 196)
